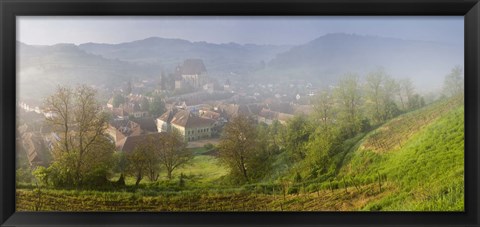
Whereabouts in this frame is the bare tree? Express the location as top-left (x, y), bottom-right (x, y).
top-left (443, 65), bottom-right (464, 97)
top-left (313, 89), bottom-right (335, 129)
top-left (44, 85), bottom-right (114, 186)
top-left (157, 130), bottom-right (192, 180)
top-left (398, 78), bottom-right (415, 110)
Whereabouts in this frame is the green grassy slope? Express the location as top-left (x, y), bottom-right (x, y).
top-left (338, 95), bottom-right (464, 211)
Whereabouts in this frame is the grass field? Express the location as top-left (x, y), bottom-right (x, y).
top-left (339, 96), bottom-right (464, 211)
top-left (120, 147), bottom-right (228, 188)
top-left (16, 182), bottom-right (397, 211)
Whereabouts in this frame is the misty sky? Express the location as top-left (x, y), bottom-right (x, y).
top-left (17, 16), bottom-right (463, 46)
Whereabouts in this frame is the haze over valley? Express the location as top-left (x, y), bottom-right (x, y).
top-left (18, 33), bottom-right (462, 100)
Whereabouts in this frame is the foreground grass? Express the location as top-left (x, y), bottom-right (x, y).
top-left (117, 150), bottom-right (228, 188)
top-left (17, 182), bottom-right (395, 211)
top-left (339, 97), bottom-right (464, 211)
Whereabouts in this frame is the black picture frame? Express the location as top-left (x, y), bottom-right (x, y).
top-left (1, 0), bottom-right (479, 226)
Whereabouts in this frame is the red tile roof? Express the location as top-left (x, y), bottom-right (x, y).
top-left (117, 132), bottom-right (166, 153)
top-left (170, 110), bottom-right (215, 128)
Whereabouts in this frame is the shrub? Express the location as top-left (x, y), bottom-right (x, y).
top-left (288, 186), bottom-right (299, 194)
top-left (203, 143), bottom-right (214, 150)
top-left (17, 168), bottom-right (34, 184)
top-left (32, 166), bottom-right (49, 186)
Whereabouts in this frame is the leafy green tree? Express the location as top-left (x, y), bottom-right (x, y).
top-left (382, 76), bottom-right (401, 119)
top-left (305, 126), bottom-right (340, 177)
top-left (126, 137), bottom-right (159, 186)
top-left (364, 71), bottom-right (401, 123)
top-left (256, 122), bottom-right (283, 156)
top-left (364, 69), bottom-right (386, 124)
top-left (113, 151), bottom-right (127, 186)
top-left (285, 115), bottom-right (312, 161)
top-left (247, 125), bottom-right (273, 181)
top-left (269, 120), bottom-right (287, 151)
top-left (218, 115), bottom-right (259, 183)
top-left (384, 100), bottom-right (401, 120)
top-left (112, 94), bottom-right (125, 108)
top-left (149, 95), bottom-right (166, 118)
top-left (407, 94), bottom-right (424, 110)
top-left (334, 73), bottom-right (363, 137)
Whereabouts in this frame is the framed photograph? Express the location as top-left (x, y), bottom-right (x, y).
top-left (1, 0), bottom-right (479, 226)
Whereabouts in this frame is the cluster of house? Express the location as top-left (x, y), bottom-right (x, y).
top-left (107, 94), bottom-right (150, 120)
top-left (106, 97), bottom-right (311, 153)
top-left (16, 108), bottom-right (54, 168)
top-left (16, 58), bottom-right (316, 169)
top-left (18, 99), bottom-right (56, 119)
top-left (17, 123), bottom-right (48, 167)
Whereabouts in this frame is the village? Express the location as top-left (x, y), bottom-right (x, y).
top-left (17, 58), bottom-right (317, 168)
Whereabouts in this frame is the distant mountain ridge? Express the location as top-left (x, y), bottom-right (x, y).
top-left (17, 41), bottom-right (155, 99)
top-left (17, 33), bottom-right (463, 100)
top-left (262, 33), bottom-right (463, 91)
top-left (78, 37), bottom-right (292, 76)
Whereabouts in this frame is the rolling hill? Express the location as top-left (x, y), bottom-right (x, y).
top-left (78, 37), bottom-right (292, 76)
top-left (336, 95), bottom-right (464, 210)
top-left (260, 33), bottom-right (463, 91)
top-left (17, 42), bottom-right (159, 99)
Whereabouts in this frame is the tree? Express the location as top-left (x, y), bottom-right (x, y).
top-left (364, 69), bottom-right (385, 124)
top-left (382, 76), bottom-right (401, 119)
top-left (218, 115), bottom-right (258, 183)
top-left (160, 70), bottom-right (167, 90)
top-left (112, 94), bottom-right (125, 108)
top-left (267, 120), bottom-right (287, 154)
top-left (112, 151), bottom-right (127, 186)
top-left (407, 94), bottom-right (424, 110)
top-left (126, 137), bottom-right (159, 186)
top-left (313, 89), bottom-right (335, 129)
top-left (249, 124), bottom-right (274, 180)
top-left (149, 95), bottom-right (166, 118)
top-left (125, 80), bottom-right (132, 95)
top-left (157, 130), bottom-right (192, 180)
top-left (443, 65), bottom-right (464, 97)
top-left (140, 97), bottom-right (150, 112)
top-left (285, 115), bottom-right (312, 161)
top-left (334, 73), bottom-right (363, 137)
top-left (384, 99), bottom-right (401, 120)
top-left (398, 78), bottom-right (415, 111)
top-left (305, 125), bottom-right (340, 177)
top-left (44, 85), bottom-right (114, 187)
top-left (126, 147), bottom-right (148, 187)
